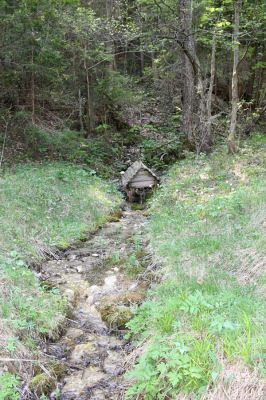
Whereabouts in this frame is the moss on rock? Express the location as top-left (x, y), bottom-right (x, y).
top-left (98, 304), bottom-right (133, 330)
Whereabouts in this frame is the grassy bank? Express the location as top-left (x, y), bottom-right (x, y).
top-left (126, 135), bottom-right (266, 399)
top-left (0, 163), bottom-right (121, 397)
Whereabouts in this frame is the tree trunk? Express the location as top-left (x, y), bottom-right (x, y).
top-left (78, 89), bottom-right (84, 131)
top-left (106, 0), bottom-right (116, 70)
top-left (205, 33), bottom-right (216, 146)
top-left (228, 0), bottom-right (241, 154)
top-left (31, 48), bottom-right (35, 124)
top-left (84, 44), bottom-right (95, 135)
top-left (254, 44), bottom-right (266, 107)
top-left (179, 0), bottom-right (195, 144)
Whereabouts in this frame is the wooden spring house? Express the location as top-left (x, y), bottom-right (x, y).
top-left (121, 161), bottom-right (159, 202)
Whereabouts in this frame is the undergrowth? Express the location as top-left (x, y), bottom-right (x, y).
top-left (126, 134), bottom-right (266, 399)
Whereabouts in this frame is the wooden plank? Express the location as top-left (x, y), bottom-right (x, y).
top-left (131, 175), bottom-right (155, 182)
top-left (136, 169), bottom-right (153, 177)
top-left (130, 181), bottom-right (155, 188)
top-left (131, 180), bottom-right (155, 186)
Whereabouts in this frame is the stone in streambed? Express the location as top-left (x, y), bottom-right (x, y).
top-left (63, 288), bottom-right (77, 306)
top-left (97, 303), bottom-right (133, 330)
top-left (65, 327), bottom-right (84, 341)
top-left (103, 351), bottom-right (124, 375)
top-left (70, 341), bottom-right (98, 365)
top-left (61, 367), bottom-right (106, 399)
top-left (63, 327), bottom-right (84, 348)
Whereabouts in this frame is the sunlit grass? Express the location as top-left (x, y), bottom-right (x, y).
top-left (0, 162), bottom-right (121, 259)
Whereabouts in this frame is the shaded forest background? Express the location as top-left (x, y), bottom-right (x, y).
top-left (0, 0), bottom-right (265, 175)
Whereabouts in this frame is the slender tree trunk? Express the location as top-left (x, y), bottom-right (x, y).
top-left (106, 0), bottom-right (116, 70)
top-left (140, 48), bottom-right (145, 76)
top-left (78, 89), bottom-right (84, 131)
top-left (151, 50), bottom-right (158, 83)
top-left (179, 0), bottom-right (195, 144)
top-left (205, 33), bottom-right (216, 143)
top-left (31, 48), bottom-right (35, 124)
top-left (84, 44), bottom-right (95, 135)
top-left (254, 44), bottom-right (266, 107)
top-left (228, 0), bottom-right (241, 154)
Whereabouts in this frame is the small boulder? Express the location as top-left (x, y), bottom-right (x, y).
top-left (62, 367), bottom-right (106, 399)
top-left (70, 342), bottom-right (98, 365)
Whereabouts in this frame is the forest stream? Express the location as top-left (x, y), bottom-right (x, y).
top-left (39, 207), bottom-right (148, 400)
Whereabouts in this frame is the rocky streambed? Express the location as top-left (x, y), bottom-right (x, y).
top-left (34, 208), bottom-right (149, 399)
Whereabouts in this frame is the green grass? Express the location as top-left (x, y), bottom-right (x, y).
top-left (0, 162), bottom-right (121, 396)
top-left (0, 373), bottom-right (20, 400)
top-left (0, 162), bottom-right (121, 259)
top-left (126, 135), bottom-right (266, 399)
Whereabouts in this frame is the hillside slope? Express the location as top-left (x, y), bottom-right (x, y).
top-left (126, 135), bottom-right (266, 399)
top-left (0, 163), bottom-right (121, 397)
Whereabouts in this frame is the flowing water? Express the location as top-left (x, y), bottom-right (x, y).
top-left (39, 208), bottom-right (147, 399)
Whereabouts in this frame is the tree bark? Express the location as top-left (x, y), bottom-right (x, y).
top-left (228, 0), bottom-right (241, 154)
top-left (179, 0), bottom-right (195, 144)
top-left (205, 33), bottom-right (216, 145)
top-left (178, 0), bottom-right (214, 152)
top-left (106, 0), bottom-right (116, 70)
top-left (31, 48), bottom-right (35, 124)
top-left (84, 44), bottom-right (95, 135)
top-left (78, 89), bottom-right (84, 131)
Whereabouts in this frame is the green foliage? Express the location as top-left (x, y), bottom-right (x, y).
top-left (126, 335), bottom-right (214, 398)
top-left (24, 126), bottom-right (89, 161)
top-left (98, 71), bottom-right (141, 107)
top-left (0, 373), bottom-right (20, 400)
top-left (140, 127), bottom-right (186, 169)
top-left (126, 136), bottom-right (266, 398)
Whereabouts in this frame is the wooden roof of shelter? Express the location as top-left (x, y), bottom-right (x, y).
top-left (121, 161), bottom-right (159, 188)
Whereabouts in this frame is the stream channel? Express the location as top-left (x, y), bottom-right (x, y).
top-left (38, 207), bottom-right (148, 399)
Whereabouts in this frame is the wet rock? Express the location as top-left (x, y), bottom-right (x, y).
top-left (63, 288), bottom-right (77, 306)
top-left (103, 275), bottom-right (117, 290)
top-left (76, 265), bottom-right (84, 273)
top-left (89, 390), bottom-right (107, 400)
top-left (70, 341), bottom-right (98, 365)
top-left (63, 328), bottom-right (84, 348)
top-left (62, 367), bottom-right (106, 399)
top-left (97, 335), bottom-right (124, 350)
top-left (87, 285), bottom-right (103, 304)
top-left (65, 327), bottom-right (84, 341)
top-left (103, 351), bottom-right (124, 375)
